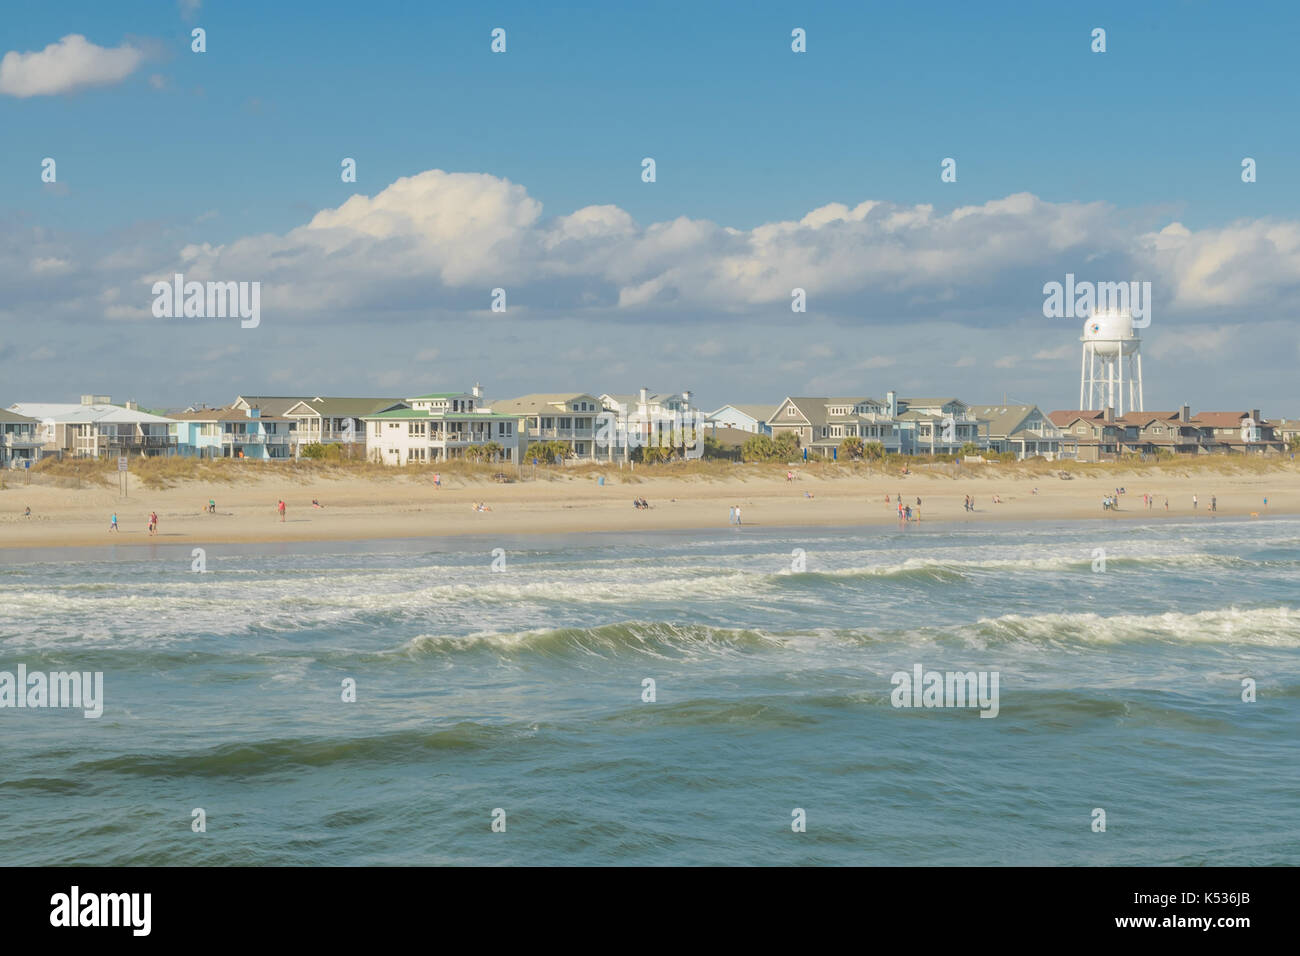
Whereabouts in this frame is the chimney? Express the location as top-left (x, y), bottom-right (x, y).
top-left (1180, 404), bottom-right (1190, 423)
top-left (125, 400), bottom-right (138, 411)
top-left (886, 390), bottom-right (897, 418)
top-left (472, 383), bottom-right (483, 399)
top-left (682, 389), bottom-right (692, 409)
top-left (639, 386), bottom-right (648, 406)
top-left (1251, 408), bottom-right (1261, 423)
top-left (1103, 406), bottom-right (1114, 423)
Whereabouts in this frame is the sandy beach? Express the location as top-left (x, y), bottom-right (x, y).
top-left (0, 460), bottom-right (1294, 550)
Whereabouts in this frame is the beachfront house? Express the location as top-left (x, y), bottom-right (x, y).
top-left (1048, 409), bottom-right (1124, 461)
top-left (1113, 407), bottom-right (1205, 456)
top-left (971, 405), bottom-right (1064, 459)
top-left (232, 395), bottom-right (405, 458)
top-left (707, 404), bottom-right (775, 435)
top-left (767, 396), bottom-right (902, 457)
top-left (8, 398), bottom-right (177, 459)
top-left (362, 389), bottom-right (525, 465)
top-left (892, 394), bottom-right (987, 455)
top-left (1191, 410), bottom-right (1284, 455)
top-left (169, 404), bottom-right (294, 459)
top-left (490, 393), bottom-right (605, 461)
top-left (596, 388), bottom-right (700, 462)
top-left (1273, 418), bottom-right (1300, 450)
top-left (0, 408), bottom-right (42, 468)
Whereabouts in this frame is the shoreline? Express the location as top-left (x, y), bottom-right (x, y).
top-left (1, 466), bottom-right (1292, 551)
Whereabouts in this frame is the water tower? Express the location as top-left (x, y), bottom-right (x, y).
top-left (1080, 310), bottom-right (1143, 415)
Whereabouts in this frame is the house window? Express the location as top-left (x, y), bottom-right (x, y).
top-left (787, 406), bottom-right (797, 417)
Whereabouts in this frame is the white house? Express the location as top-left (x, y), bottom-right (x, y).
top-left (9, 399), bottom-right (177, 458)
top-left (363, 389), bottom-right (525, 465)
top-left (490, 393), bottom-right (606, 460)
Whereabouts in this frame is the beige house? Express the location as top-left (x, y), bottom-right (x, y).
top-left (490, 393), bottom-right (605, 460)
top-left (970, 405), bottom-right (1063, 459)
top-left (767, 397), bottom-right (901, 456)
top-left (0, 408), bottom-right (42, 467)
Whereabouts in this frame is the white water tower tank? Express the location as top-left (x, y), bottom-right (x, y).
top-left (1082, 311), bottom-right (1138, 355)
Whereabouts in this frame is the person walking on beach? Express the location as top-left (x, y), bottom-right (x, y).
top-left (728, 505), bottom-right (736, 525)
top-left (110, 512), bottom-right (118, 532)
top-left (434, 472), bottom-right (441, 489)
top-left (1164, 497), bottom-right (1169, 510)
top-left (208, 498), bottom-right (216, 514)
top-left (23, 506), bottom-right (31, 519)
top-left (1211, 495), bottom-right (1217, 512)
top-left (735, 505), bottom-right (742, 526)
top-left (278, 499), bottom-right (286, 522)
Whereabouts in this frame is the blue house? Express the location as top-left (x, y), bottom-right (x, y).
top-left (170, 404), bottom-right (293, 459)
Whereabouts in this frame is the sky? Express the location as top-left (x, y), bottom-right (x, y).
top-left (1, 0), bottom-right (1298, 415)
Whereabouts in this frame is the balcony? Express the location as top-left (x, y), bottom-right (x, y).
top-left (0, 432), bottom-right (42, 447)
top-left (93, 435), bottom-right (178, 448)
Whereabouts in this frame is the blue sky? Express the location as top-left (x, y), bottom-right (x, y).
top-left (2, 0), bottom-right (1298, 413)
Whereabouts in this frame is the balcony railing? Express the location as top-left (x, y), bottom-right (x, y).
top-left (83, 435), bottom-right (177, 448)
top-left (221, 433), bottom-right (290, 445)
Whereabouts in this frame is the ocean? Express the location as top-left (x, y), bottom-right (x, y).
top-left (2, 516), bottom-right (1297, 865)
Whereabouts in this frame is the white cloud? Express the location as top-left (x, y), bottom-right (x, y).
top-left (1032, 345), bottom-right (1073, 360)
top-left (123, 169), bottom-right (1300, 330)
top-left (30, 257), bottom-right (72, 275)
top-left (0, 35), bottom-right (144, 98)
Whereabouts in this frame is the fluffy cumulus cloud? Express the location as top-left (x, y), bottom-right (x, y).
top-left (0, 34), bottom-right (143, 98)
top-left (122, 169), bottom-right (1300, 329)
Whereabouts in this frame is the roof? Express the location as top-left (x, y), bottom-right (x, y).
top-left (1192, 411), bottom-right (1260, 427)
top-left (168, 404), bottom-right (293, 423)
top-left (970, 405), bottom-right (1044, 437)
top-left (408, 392), bottom-right (469, 401)
top-left (1048, 410), bottom-right (1107, 427)
top-left (232, 396), bottom-right (312, 417)
top-left (709, 404), bottom-right (777, 422)
top-left (0, 408), bottom-right (39, 424)
top-left (772, 398), bottom-right (826, 428)
top-left (9, 403), bottom-right (174, 424)
top-left (366, 408), bottom-right (521, 421)
top-left (285, 397), bottom-right (405, 417)
top-left (704, 426), bottom-right (757, 448)
top-left (900, 397), bottom-right (963, 408)
top-left (492, 393), bottom-right (599, 413)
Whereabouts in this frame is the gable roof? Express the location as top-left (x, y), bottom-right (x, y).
top-left (8, 403), bottom-right (174, 424)
top-left (709, 404), bottom-right (777, 422)
top-left (1048, 410), bottom-right (1107, 427)
top-left (168, 404), bottom-right (292, 422)
top-left (970, 405), bottom-right (1043, 437)
top-left (284, 397), bottom-right (405, 418)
